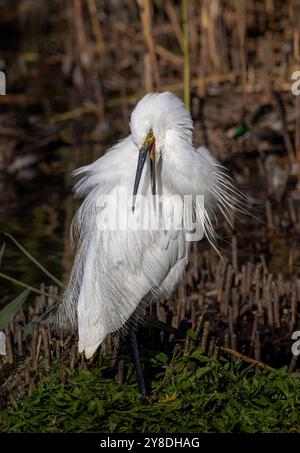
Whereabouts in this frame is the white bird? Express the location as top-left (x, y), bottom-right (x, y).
top-left (55, 91), bottom-right (242, 378)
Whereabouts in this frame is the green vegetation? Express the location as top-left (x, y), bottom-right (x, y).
top-left (1, 344), bottom-right (300, 433)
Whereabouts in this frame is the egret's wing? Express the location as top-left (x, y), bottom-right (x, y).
top-left (74, 200), bottom-right (187, 358)
top-left (160, 231), bottom-right (189, 296)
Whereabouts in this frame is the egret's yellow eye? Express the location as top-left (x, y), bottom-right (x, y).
top-left (147, 130), bottom-right (154, 140)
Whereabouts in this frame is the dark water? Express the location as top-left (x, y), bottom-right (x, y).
top-left (1, 145), bottom-right (69, 304)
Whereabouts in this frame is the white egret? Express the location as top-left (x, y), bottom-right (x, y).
top-left (54, 92), bottom-right (242, 394)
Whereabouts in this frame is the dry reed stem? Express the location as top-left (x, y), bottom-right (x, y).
top-left (4, 327), bottom-right (13, 365)
top-left (33, 332), bottom-right (42, 371)
top-left (116, 359), bottom-right (125, 385)
top-left (223, 347), bottom-right (275, 372)
top-left (86, 0), bottom-right (106, 54)
top-left (200, 320), bottom-right (210, 351)
top-left (182, 0), bottom-right (190, 111)
top-left (165, 0), bottom-right (183, 51)
top-left (137, 0), bottom-right (160, 87)
top-left (235, 0), bottom-right (247, 106)
top-left (254, 332), bottom-right (261, 362)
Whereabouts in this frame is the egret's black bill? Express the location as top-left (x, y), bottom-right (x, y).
top-left (132, 142), bottom-right (157, 212)
top-left (150, 142), bottom-right (156, 198)
top-left (132, 143), bottom-right (149, 212)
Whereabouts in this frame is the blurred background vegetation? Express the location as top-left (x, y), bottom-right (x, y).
top-left (1, 0), bottom-right (300, 432)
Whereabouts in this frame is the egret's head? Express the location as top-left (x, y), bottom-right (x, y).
top-left (130, 91), bottom-right (193, 153)
top-left (130, 92), bottom-right (193, 210)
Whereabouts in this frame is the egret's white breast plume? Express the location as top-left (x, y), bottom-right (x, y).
top-left (54, 91), bottom-right (244, 359)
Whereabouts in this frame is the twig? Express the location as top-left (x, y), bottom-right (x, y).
top-left (223, 347), bottom-right (276, 372)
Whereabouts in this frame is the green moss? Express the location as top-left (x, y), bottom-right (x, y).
top-left (1, 346), bottom-right (300, 433)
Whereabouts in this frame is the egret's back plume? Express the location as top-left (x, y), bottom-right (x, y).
top-left (54, 92), bottom-right (244, 359)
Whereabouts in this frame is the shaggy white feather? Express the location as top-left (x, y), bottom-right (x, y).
top-left (54, 91), bottom-right (244, 359)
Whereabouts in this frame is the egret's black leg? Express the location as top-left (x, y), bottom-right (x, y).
top-left (129, 328), bottom-right (146, 396)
